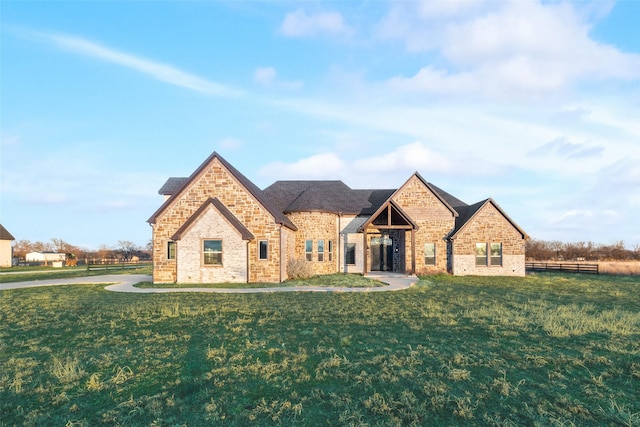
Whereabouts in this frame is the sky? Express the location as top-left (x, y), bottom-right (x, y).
top-left (1, 0), bottom-right (639, 251)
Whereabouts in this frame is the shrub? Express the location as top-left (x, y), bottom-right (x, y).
top-left (287, 258), bottom-right (312, 279)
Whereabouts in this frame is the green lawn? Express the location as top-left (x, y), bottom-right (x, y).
top-left (1, 273), bottom-right (638, 426)
top-left (0, 265), bottom-right (152, 283)
top-left (134, 273), bottom-right (385, 289)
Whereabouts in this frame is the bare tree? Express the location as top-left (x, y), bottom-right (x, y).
top-left (115, 240), bottom-right (139, 262)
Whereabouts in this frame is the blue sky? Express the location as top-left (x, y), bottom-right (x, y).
top-left (1, 1), bottom-right (639, 251)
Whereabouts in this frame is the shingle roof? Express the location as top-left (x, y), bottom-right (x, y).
top-left (0, 224), bottom-right (15, 241)
top-left (158, 177), bottom-right (188, 195)
top-left (263, 181), bottom-right (378, 214)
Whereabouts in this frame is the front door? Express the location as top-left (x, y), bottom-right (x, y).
top-left (371, 235), bottom-right (393, 271)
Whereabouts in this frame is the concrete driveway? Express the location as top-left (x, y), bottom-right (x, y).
top-left (1, 273), bottom-right (417, 293)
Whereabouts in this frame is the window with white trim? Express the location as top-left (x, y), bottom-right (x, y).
top-left (475, 243), bottom-right (487, 266)
top-left (203, 239), bottom-right (222, 265)
top-left (490, 243), bottom-right (502, 266)
top-left (424, 243), bottom-right (435, 266)
top-left (318, 239), bottom-right (325, 262)
top-left (305, 240), bottom-right (313, 261)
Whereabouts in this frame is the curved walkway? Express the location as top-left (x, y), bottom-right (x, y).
top-left (1, 273), bottom-right (417, 293)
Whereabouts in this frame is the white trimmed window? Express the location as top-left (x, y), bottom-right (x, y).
top-left (475, 243), bottom-right (487, 266)
top-left (305, 240), bottom-right (313, 261)
top-left (258, 240), bottom-right (268, 260)
top-left (318, 239), bottom-right (325, 262)
top-left (203, 239), bottom-right (222, 265)
top-left (424, 243), bottom-right (435, 266)
top-left (490, 243), bottom-right (502, 266)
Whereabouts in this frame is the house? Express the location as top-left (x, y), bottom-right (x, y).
top-left (0, 224), bottom-right (15, 268)
top-left (148, 152), bottom-right (528, 284)
top-left (25, 251), bottom-right (66, 263)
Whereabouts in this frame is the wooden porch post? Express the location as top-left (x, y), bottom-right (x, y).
top-left (411, 229), bottom-right (416, 275)
top-left (363, 228), bottom-right (368, 274)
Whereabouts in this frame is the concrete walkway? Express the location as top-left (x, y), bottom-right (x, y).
top-left (1, 273), bottom-right (417, 293)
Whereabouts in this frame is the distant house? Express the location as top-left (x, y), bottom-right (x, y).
top-left (0, 224), bottom-right (15, 268)
top-left (26, 251), bottom-right (66, 263)
top-left (148, 152), bottom-right (528, 284)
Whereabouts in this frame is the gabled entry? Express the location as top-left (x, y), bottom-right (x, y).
top-left (359, 200), bottom-right (417, 274)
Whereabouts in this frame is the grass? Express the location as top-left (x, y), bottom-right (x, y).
top-left (134, 273), bottom-right (385, 289)
top-left (0, 265), bottom-right (152, 283)
top-left (1, 273), bottom-right (638, 426)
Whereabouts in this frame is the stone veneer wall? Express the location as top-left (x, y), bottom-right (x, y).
top-left (451, 203), bottom-right (526, 276)
top-left (285, 211), bottom-right (339, 276)
top-left (152, 158), bottom-right (282, 283)
top-left (391, 175), bottom-right (455, 274)
top-left (176, 205), bottom-right (247, 283)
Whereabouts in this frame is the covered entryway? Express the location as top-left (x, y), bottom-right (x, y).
top-left (359, 200), bottom-right (417, 274)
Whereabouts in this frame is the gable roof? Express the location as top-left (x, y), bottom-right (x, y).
top-left (357, 199), bottom-right (418, 232)
top-left (0, 224), bottom-right (15, 241)
top-left (172, 198), bottom-right (254, 241)
top-left (158, 177), bottom-right (188, 196)
top-left (449, 198), bottom-right (528, 240)
top-left (148, 152), bottom-right (297, 231)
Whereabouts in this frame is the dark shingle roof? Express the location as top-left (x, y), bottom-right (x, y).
top-left (263, 181), bottom-right (377, 214)
top-left (0, 224), bottom-right (15, 241)
top-left (158, 177), bottom-right (188, 195)
top-left (427, 183), bottom-right (468, 208)
top-left (449, 198), bottom-right (528, 240)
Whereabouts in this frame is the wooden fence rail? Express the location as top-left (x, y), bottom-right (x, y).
top-left (86, 261), bottom-right (152, 271)
top-left (526, 262), bottom-right (599, 275)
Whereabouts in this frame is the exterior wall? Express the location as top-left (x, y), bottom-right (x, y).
top-left (176, 205), bottom-right (247, 283)
top-left (339, 215), bottom-right (365, 274)
top-left (451, 203), bottom-right (526, 276)
top-left (25, 252), bottom-right (66, 262)
top-left (285, 211), bottom-right (339, 276)
top-left (152, 157), bottom-right (282, 283)
top-left (392, 176), bottom-right (455, 274)
top-left (0, 240), bottom-right (12, 268)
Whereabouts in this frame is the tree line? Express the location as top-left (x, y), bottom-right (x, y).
top-left (12, 238), bottom-right (151, 263)
top-left (526, 239), bottom-right (640, 261)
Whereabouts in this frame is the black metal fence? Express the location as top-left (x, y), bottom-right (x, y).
top-left (526, 262), bottom-right (599, 275)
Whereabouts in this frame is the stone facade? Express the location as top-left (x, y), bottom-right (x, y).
top-left (151, 156), bottom-right (283, 283)
top-left (150, 153), bottom-right (527, 283)
top-left (286, 211), bottom-right (339, 276)
top-left (451, 202), bottom-right (526, 276)
top-left (176, 204), bottom-right (248, 283)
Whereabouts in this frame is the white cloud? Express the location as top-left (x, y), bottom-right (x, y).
top-left (254, 66), bottom-right (303, 89)
top-left (35, 31), bottom-right (243, 98)
top-left (381, 1), bottom-right (640, 98)
top-left (353, 142), bottom-right (451, 174)
top-left (280, 9), bottom-right (352, 38)
top-left (259, 153), bottom-right (346, 181)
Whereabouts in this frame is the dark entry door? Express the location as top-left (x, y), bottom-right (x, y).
top-left (371, 235), bottom-right (393, 271)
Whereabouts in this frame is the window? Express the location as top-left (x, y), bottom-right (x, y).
top-left (258, 240), bottom-right (268, 260)
top-left (490, 243), bottom-right (502, 266)
top-left (203, 239), bottom-right (222, 265)
top-left (167, 241), bottom-right (176, 260)
top-left (475, 243), bottom-right (487, 266)
top-left (424, 243), bottom-right (435, 266)
top-left (328, 240), bottom-right (333, 262)
top-left (318, 239), bottom-right (325, 262)
top-left (305, 240), bottom-right (313, 261)
top-left (345, 243), bottom-right (356, 265)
